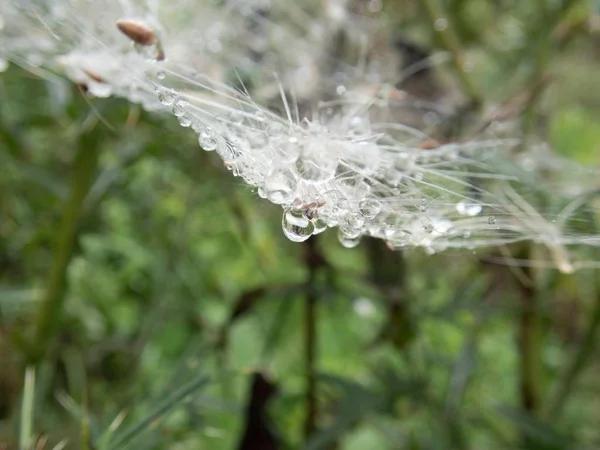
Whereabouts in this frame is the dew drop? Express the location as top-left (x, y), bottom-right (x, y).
top-left (282, 208), bottom-right (314, 242)
top-left (199, 130), bottom-right (218, 151)
top-left (312, 218), bottom-right (328, 235)
top-left (156, 70), bottom-right (165, 80)
top-left (217, 140), bottom-right (242, 164)
top-left (158, 89), bottom-right (176, 106)
top-left (488, 216), bottom-right (497, 225)
top-left (178, 115), bottom-right (192, 127)
top-left (434, 18), bottom-right (448, 31)
top-left (134, 42), bottom-right (163, 61)
top-left (173, 99), bottom-right (188, 117)
top-left (264, 169), bottom-right (296, 204)
top-left (338, 229), bottom-right (362, 248)
top-left (296, 152), bottom-right (336, 184)
top-left (423, 223), bottom-right (434, 234)
top-left (456, 200), bottom-right (482, 217)
top-left (359, 199), bottom-right (381, 219)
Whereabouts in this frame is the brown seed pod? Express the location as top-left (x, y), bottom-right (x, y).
top-left (83, 68), bottom-right (104, 83)
top-left (115, 19), bottom-right (157, 46)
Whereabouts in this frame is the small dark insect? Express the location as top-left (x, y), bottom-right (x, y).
top-left (299, 200), bottom-right (325, 220)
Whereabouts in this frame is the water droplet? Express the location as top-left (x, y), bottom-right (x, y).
top-left (488, 216), bottom-right (497, 225)
top-left (359, 199), bottom-right (381, 219)
top-left (0, 58), bottom-right (9, 72)
top-left (338, 229), bottom-right (362, 248)
top-left (264, 169), bottom-right (296, 204)
top-left (199, 130), bottom-right (218, 151)
top-left (156, 70), bottom-right (165, 80)
top-left (86, 82), bottom-right (112, 98)
top-left (336, 85), bottom-right (347, 96)
top-left (312, 218), bottom-right (328, 235)
top-left (173, 99), bottom-right (188, 117)
top-left (419, 204), bottom-right (428, 213)
top-left (134, 42), bottom-right (163, 61)
top-left (296, 151), bottom-right (336, 184)
top-left (282, 208), bottom-right (314, 242)
top-left (158, 89), bottom-right (176, 106)
top-left (178, 115), bottom-right (192, 127)
top-left (217, 140), bottom-right (242, 164)
top-left (342, 214), bottom-right (365, 230)
top-left (434, 18), bottom-right (448, 31)
top-left (414, 172), bottom-right (424, 182)
top-left (423, 223), bottom-right (434, 234)
top-left (456, 200), bottom-right (482, 217)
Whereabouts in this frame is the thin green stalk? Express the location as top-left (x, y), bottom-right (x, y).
top-left (419, 0), bottom-right (483, 109)
top-left (31, 131), bottom-right (100, 362)
top-left (518, 280), bottom-right (544, 414)
top-left (19, 366), bottom-right (36, 450)
top-left (303, 237), bottom-right (321, 439)
top-left (545, 284), bottom-right (600, 421)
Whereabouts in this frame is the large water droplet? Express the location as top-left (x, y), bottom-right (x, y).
top-left (456, 200), bottom-right (482, 217)
top-left (282, 208), bottom-right (314, 242)
top-left (264, 169), bottom-right (296, 204)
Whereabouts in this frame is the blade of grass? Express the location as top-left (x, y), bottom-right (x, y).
top-left (109, 373), bottom-right (210, 449)
top-left (19, 366), bottom-right (36, 450)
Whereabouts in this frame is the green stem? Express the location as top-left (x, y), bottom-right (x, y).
top-left (303, 237), bottom-right (322, 440)
top-left (518, 278), bottom-right (543, 414)
top-left (31, 132), bottom-right (100, 362)
top-left (419, 0), bottom-right (483, 109)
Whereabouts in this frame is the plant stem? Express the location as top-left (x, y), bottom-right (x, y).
top-left (303, 237), bottom-right (322, 439)
top-left (419, 0), bottom-right (483, 109)
top-left (518, 274), bottom-right (543, 414)
top-left (31, 131), bottom-right (100, 362)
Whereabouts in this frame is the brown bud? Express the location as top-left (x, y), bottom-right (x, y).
top-left (115, 19), bottom-right (157, 46)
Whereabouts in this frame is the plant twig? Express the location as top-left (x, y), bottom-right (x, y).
top-left (419, 0), bottom-right (483, 109)
top-left (31, 129), bottom-right (100, 361)
top-left (302, 237), bottom-right (324, 439)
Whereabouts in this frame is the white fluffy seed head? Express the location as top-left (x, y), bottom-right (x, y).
top-left (1, 0), bottom-right (599, 272)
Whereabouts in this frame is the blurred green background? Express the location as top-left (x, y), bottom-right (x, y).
top-left (1, 1), bottom-right (600, 449)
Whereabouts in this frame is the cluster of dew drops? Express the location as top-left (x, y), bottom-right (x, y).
top-left (150, 77), bottom-right (503, 252)
top-left (114, 15), bottom-right (502, 253)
